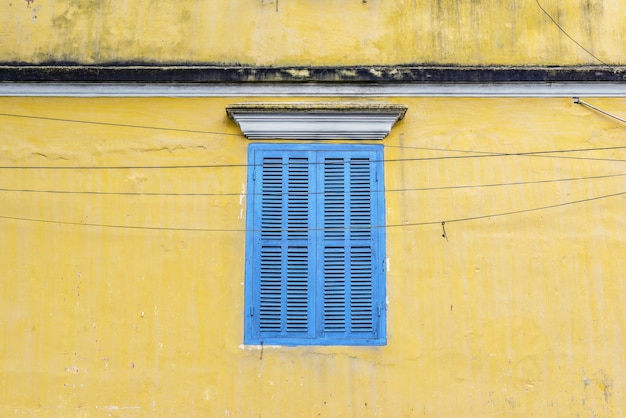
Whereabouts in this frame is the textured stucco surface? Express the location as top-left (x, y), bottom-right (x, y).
top-left (1, 96), bottom-right (625, 416)
top-left (1, 0), bottom-right (624, 66)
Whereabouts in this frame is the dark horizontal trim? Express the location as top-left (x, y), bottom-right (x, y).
top-left (1, 65), bottom-right (625, 83)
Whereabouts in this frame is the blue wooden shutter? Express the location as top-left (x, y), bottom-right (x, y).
top-left (284, 156), bottom-right (311, 333)
top-left (347, 157), bottom-right (375, 333)
top-left (320, 150), bottom-right (382, 342)
top-left (246, 148), bottom-right (315, 343)
top-left (245, 144), bottom-right (385, 346)
top-left (321, 157), bottom-right (347, 333)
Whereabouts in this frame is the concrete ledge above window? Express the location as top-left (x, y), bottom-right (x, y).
top-left (226, 102), bottom-right (408, 140)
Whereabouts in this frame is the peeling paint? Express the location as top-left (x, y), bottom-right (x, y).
top-left (285, 69), bottom-right (310, 78)
top-left (64, 366), bottom-right (79, 374)
top-left (97, 406), bottom-right (141, 411)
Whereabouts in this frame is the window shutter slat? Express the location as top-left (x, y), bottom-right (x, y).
top-left (259, 246), bottom-right (282, 332)
top-left (287, 158), bottom-right (309, 241)
top-left (323, 246), bottom-right (346, 332)
top-left (260, 157), bottom-right (283, 241)
top-left (323, 158), bottom-right (345, 241)
top-left (349, 158), bottom-right (372, 241)
top-left (286, 246), bottom-right (309, 332)
top-left (350, 246), bottom-right (374, 331)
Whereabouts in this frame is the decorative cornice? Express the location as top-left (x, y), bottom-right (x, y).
top-left (226, 102), bottom-right (408, 140)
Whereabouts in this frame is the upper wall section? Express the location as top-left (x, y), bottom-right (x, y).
top-left (1, 0), bottom-right (624, 66)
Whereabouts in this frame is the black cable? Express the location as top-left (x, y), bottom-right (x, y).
top-left (378, 190), bottom-right (626, 228)
top-left (434, 190), bottom-right (625, 226)
top-left (384, 144), bottom-right (626, 156)
top-left (0, 190), bottom-right (623, 232)
top-left (534, 0), bottom-right (611, 67)
top-left (1, 111), bottom-right (625, 167)
top-left (1, 145), bottom-right (624, 170)
top-left (0, 173), bottom-right (623, 197)
top-left (0, 214), bottom-right (227, 232)
top-left (0, 112), bottom-right (245, 137)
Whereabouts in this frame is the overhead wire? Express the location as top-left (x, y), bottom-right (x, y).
top-left (415, 190), bottom-right (626, 227)
top-left (0, 144), bottom-right (625, 170)
top-left (1, 107), bottom-right (624, 230)
top-left (0, 112), bottom-right (245, 137)
top-left (1, 112), bottom-right (625, 162)
top-left (2, 110), bottom-right (624, 229)
top-left (0, 190), bottom-right (623, 232)
top-left (0, 173), bottom-right (624, 197)
top-left (1, 111), bottom-right (625, 168)
top-left (534, 0), bottom-right (611, 67)
top-left (383, 144), bottom-right (626, 156)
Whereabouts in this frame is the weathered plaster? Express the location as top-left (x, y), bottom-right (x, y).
top-left (1, 0), bottom-right (625, 65)
top-left (1, 96), bottom-right (625, 416)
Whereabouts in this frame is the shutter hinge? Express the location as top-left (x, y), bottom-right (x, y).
top-left (249, 306), bottom-right (254, 317)
top-left (378, 305), bottom-right (383, 317)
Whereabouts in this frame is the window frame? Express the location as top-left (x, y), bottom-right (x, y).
top-left (244, 143), bottom-right (386, 346)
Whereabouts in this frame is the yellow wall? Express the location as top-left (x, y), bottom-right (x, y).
top-left (1, 96), bottom-right (625, 416)
top-left (1, 0), bottom-right (625, 65)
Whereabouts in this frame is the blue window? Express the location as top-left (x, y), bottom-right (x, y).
top-left (244, 143), bottom-right (386, 346)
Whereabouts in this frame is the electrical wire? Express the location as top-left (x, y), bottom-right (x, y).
top-left (1, 112), bottom-right (621, 157)
top-left (0, 214), bottom-right (226, 232)
top-left (0, 173), bottom-right (624, 197)
top-left (384, 144), bottom-right (626, 156)
top-left (0, 112), bottom-right (245, 137)
top-left (417, 190), bottom-right (625, 227)
top-left (1, 145), bottom-right (625, 170)
top-left (1, 111), bottom-right (625, 167)
top-left (0, 190), bottom-right (623, 232)
top-left (1, 112), bottom-right (625, 160)
top-left (534, 0), bottom-right (611, 67)
top-left (521, 154), bottom-right (625, 163)
top-left (384, 145), bottom-right (626, 164)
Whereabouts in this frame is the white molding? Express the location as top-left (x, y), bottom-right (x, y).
top-left (1, 83), bottom-right (626, 97)
top-left (226, 102), bottom-right (408, 140)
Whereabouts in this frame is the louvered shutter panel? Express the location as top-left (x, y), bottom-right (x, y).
top-left (321, 152), bottom-right (379, 341)
top-left (249, 150), bottom-right (314, 342)
top-left (285, 157), bottom-right (310, 333)
top-left (322, 157), bottom-right (347, 332)
top-left (348, 158), bottom-right (375, 333)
